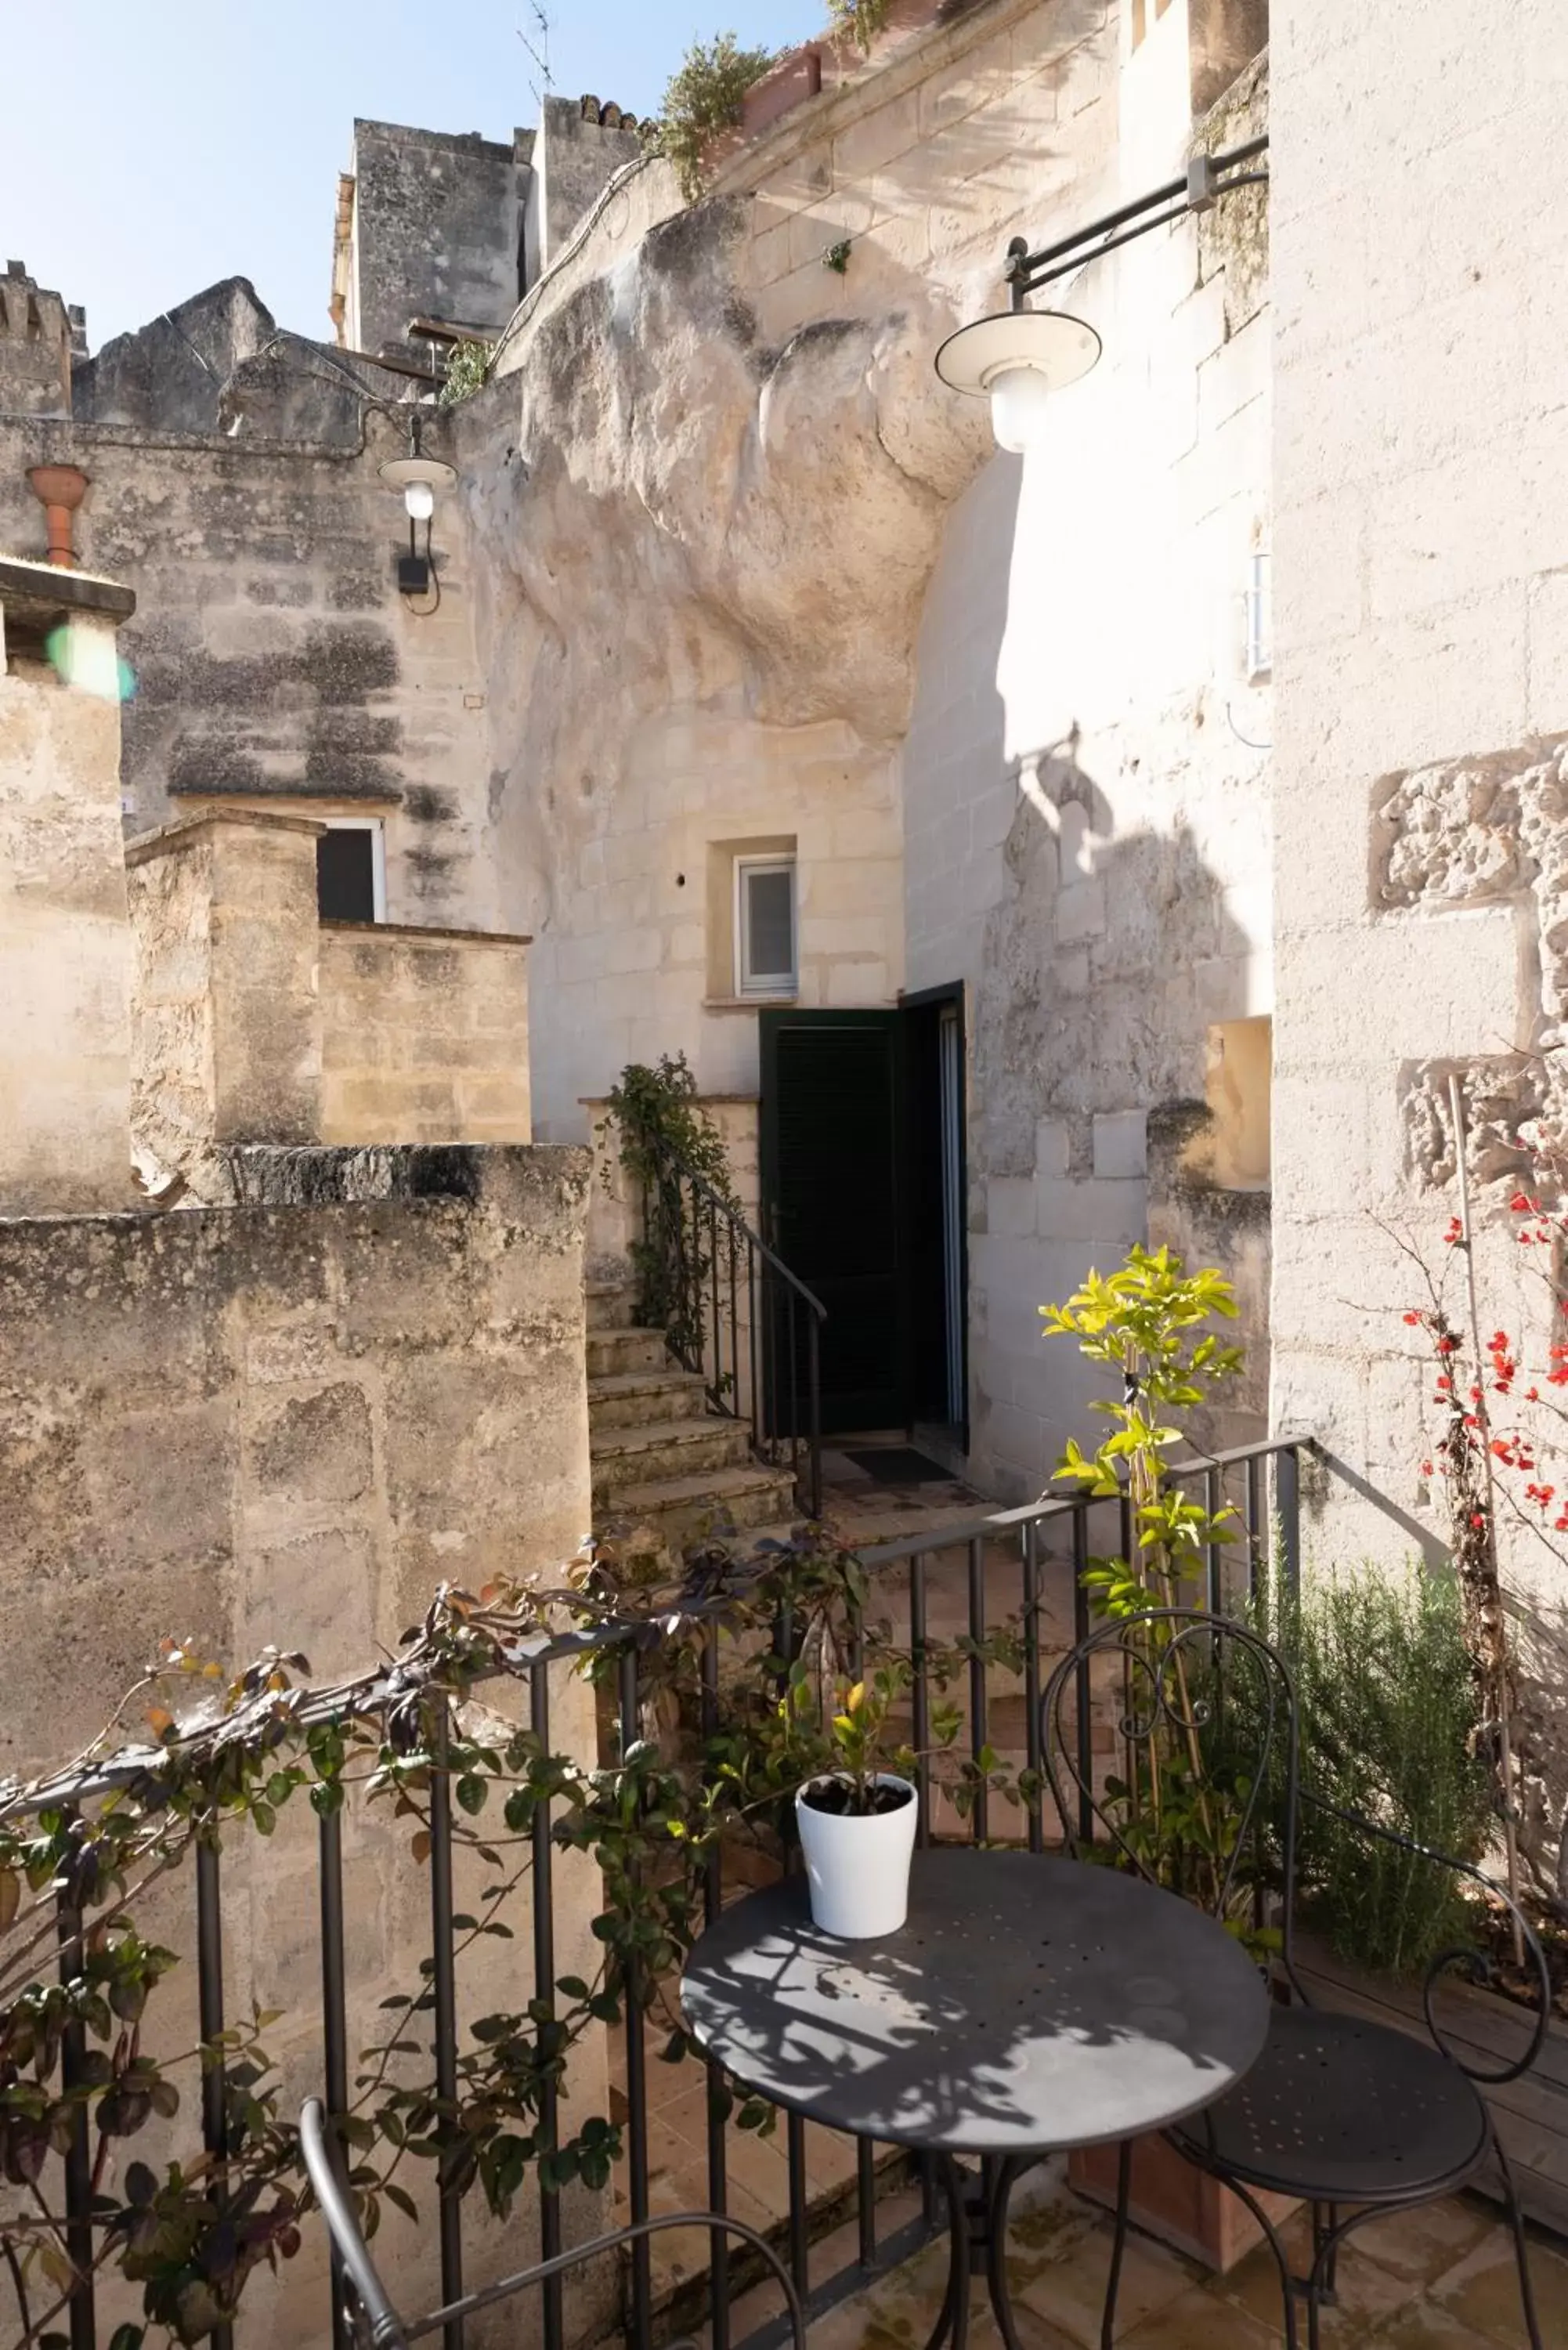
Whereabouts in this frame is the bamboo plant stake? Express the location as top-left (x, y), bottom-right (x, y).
top-left (1448, 1071), bottom-right (1526, 1962)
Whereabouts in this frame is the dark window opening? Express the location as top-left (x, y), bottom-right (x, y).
top-left (316, 827), bottom-right (378, 922)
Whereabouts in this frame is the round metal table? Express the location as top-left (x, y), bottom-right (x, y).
top-left (681, 1847), bottom-right (1270, 2350)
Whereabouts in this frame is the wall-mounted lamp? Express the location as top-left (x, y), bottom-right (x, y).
top-left (934, 306), bottom-right (1101, 453)
top-left (936, 135), bottom-right (1269, 453)
top-left (378, 444), bottom-right (457, 604)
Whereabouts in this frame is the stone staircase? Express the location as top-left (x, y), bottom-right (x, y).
top-left (587, 1280), bottom-right (796, 1542)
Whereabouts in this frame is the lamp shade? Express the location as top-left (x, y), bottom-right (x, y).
top-left (378, 454), bottom-right (458, 499)
top-left (934, 308), bottom-right (1101, 451)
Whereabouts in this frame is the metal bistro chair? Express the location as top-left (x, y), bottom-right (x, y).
top-left (1040, 1608), bottom-right (1548, 2350)
top-left (300, 2098), bottom-right (807, 2350)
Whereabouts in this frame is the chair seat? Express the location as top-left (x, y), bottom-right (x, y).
top-left (1170, 2003), bottom-right (1490, 2203)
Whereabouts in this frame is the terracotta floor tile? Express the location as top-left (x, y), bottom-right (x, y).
top-left (1014, 2227), bottom-right (1196, 2348)
top-left (1215, 2210), bottom-right (1411, 2339)
top-left (1347, 2197), bottom-right (1498, 2288)
top-left (1424, 2229), bottom-right (1568, 2348)
top-left (1117, 2280), bottom-right (1285, 2348)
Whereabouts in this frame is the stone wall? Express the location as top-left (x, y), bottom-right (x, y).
top-left (1269, 3), bottom-right (1568, 1878)
top-left (0, 1142), bottom-right (602, 2342)
top-left (901, 12), bottom-right (1273, 1495)
top-left (344, 119), bottom-right (532, 359)
top-left (320, 920), bottom-right (531, 1144)
top-left (0, 379), bottom-right (495, 931)
top-left (469, 0), bottom-right (1127, 1141)
top-left (126, 809), bottom-right (533, 1190)
top-left (0, 559), bottom-right (136, 1213)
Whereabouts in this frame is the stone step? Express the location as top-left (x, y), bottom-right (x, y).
top-left (595, 1461), bottom-right (800, 1543)
top-left (589, 1367), bottom-right (710, 1430)
top-left (591, 1415), bottom-right (754, 1500)
top-left (586, 1325), bottom-right (670, 1379)
top-left (586, 1278), bottom-right (638, 1333)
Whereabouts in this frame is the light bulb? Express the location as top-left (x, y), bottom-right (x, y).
top-left (403, 479), bottom-right (435, 522)
top-left (988, 364), bottom-right (1053, 455)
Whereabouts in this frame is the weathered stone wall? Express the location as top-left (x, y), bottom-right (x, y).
top-left (0, 1143), bottom-right (602, 2344)
top-left (320, 920), bottom-right (531, 1144)
top-left (0, 387), bottom-right (495, 931)
top-left (470, 0), bottom-right (1129, 1141)
top-left (901, 10), bottom-right (1273, 1495)
top-left (126, 810), bottom-right (533, 1186)
top-left (535, 96), bottom-right (643, 273)
top-left (345, 119), bottom-right (532, 358)
top-left (126, 811), bottom-right (325, 1191)
top-left (0, 261), bottom-right (72, 415)
top-left (0, 563), bottom-right (136, 1213)
top-left (1270, 4), bottom-right (1568, 1877)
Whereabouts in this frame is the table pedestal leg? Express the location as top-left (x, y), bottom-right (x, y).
top-left (918, 2157), bottom-right (1033, 2350)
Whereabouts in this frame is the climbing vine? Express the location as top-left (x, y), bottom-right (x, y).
top-left (604, 1054), bottom-right (741, 1363)
top-left (0, 1538), bottom-right (1032, 2348)
top-left (645, 34), bottom-right (776, 201)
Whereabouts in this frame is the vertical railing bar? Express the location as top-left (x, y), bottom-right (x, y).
top-left (530, 1661), bottom-right (564, 2350)
top-left (807, 1312), bottom-right (822, 1520)
top-left (618, 1648), bottom-right (652, 2350)
top-left (319, 1802), bottom-right (352, 2350)
top-left (428, 1703), bottom-right (464, 2350)
top-left (1022, 1519), bottom-right (1044, 1854)
top-left (710, 1196), bottom-right (722, 1409)
top-left (1277, 1444), bottom-right (1302, 1599)
top-left (700, 1625), bottom-right (732, 2350)
top-left (728, 1220), bottom-right (740, 1430)
top-left (196, 1838), bottom-right (234, 2350)
top-left (786, 2113), bottom-right (810, 2299)
top-left (966, 1536), bottom-right (988, 1845)
top-left (1246, 1453), bottom-right (1265, 1601)
top-left (909, 1555), bottom-right (931, 1846)
top-left (1071, 1501), bottom-right (1093, 1846)
top-left (787, 1289), bottom-right (800, 1492)
top-left (56, 1822), bottom-right (96, 2350)
top-left (748, 1243), bottom-right (762, 1457)
top-left (857, 2137), bottom-right (877, 2267)
top-left (1205, 1463), bottom-right (1223, 1617)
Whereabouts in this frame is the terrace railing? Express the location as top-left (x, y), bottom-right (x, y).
top-left (0, 1436), bottom-right (1308, 2350)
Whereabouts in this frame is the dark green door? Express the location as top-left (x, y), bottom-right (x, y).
top-left (759, 1008), bottom-right (905, 1434)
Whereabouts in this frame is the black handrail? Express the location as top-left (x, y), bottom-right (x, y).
top-left (638, 1138), bottom-right (828, 1520)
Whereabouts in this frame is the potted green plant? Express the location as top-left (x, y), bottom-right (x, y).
top-left (792, 1668), bottom-right (919, 1937)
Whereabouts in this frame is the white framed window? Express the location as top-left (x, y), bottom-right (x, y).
top-left (316, 817), bottom-right (387, 924)
top-left (734, 855), bottom-right (797, 997)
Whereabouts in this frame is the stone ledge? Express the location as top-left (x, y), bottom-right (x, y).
top-left (321, 919), bottom-right (534, 949)
top-left (0, 553), bottom-right (135, 622)
top-left (125, 808), bottom-right (328, 865)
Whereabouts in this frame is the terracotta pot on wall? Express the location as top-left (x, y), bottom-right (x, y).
top-left (26, 464), bottom-right (89, 568)
top-left (1069, 2135), bottom-right (1298, 2273)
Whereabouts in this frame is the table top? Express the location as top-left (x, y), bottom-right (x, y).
top-left (681, 1848), bottom-right (1270, 2156)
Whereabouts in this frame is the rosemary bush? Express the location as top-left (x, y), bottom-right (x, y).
top-left (1254, 1560), bottom-right (1493, 1976)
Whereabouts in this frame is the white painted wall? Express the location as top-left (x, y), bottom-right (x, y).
top-left (904, 4), bottom-right (1274, 1496)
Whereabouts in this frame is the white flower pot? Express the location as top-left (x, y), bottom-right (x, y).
top-left (795, 1773), bottom-right (917, 1939)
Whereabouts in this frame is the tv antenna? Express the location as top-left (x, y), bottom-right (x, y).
top-left (518, 5), bottom-right (553, 105)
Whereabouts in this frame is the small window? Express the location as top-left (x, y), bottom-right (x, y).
top-left (735, 856), bottom-right (797, 996)
top-left (316, 819), bottom-right (386, 923)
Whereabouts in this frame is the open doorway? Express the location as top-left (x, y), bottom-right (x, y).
top-left (757, 989), bottom-right (968, 1451)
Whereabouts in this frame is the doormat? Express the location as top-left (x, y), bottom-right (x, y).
top-left (844, 1447), bottom-right (956, 1484)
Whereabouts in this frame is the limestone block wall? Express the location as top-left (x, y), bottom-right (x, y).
top-left (0, 389), bottom-right (496, 931)
top-left (319, 920), bottom-right (532, 1144)
top-left (0, 1143), bottom-right (602, 2341)
top-left (901, 15), bottom-right (1274, 1495)
top-left (127, 811), bottom-right (325, 1191)
top-left (470, 0), bottom-right (1125, 1141)
top-left (0, 562), bottom-right (136, 1213)
top-left (1269, 5), bottom-right (1568, 1875)
top-left (127, 808), bottom-right (533, 1187)
top-left (345, 119), bottom-right (532, 359)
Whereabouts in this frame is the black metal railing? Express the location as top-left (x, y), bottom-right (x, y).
top-left (1, 1437), bottom-right (1309, 2350)
top-left (638, 1142), bottom-right (827, 1520)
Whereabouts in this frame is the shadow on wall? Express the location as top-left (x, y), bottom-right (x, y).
top-left (966, 743), bottom-right (1268, 1493)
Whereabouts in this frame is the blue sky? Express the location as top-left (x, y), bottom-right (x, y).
top-left (0, 2), bottom-right (811, 350)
